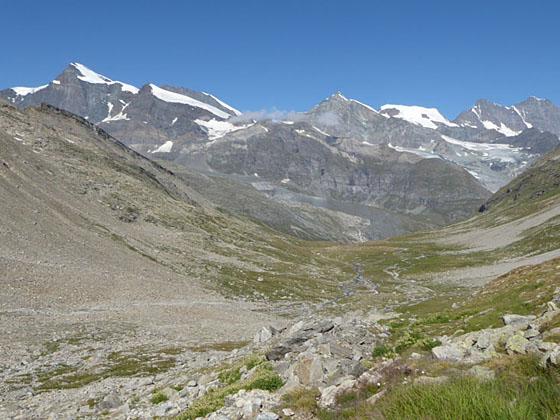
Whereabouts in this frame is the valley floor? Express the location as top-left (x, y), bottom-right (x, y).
top-left (2, 198), bottom-right (560, 418)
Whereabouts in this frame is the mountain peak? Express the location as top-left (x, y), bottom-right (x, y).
top-left (326, 91), bottom-right (349, 102)
top-left (59, 62), bottom-right (140, 94)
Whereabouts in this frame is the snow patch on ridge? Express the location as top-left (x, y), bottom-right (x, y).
top-left (480, 120), bottom-right (520, 137)
top-left (380, 104), bottom-right (457, 129)
top-left (151, 141), bottom-right (173, 153)
top-left (194, 118), bottom-right (253, 140)
top-left (11, 85), bottom-right (48, 96)
top-left (202, 92), bottom-right (241, 116)
top-left (149, 85), bottom-right (230, 119)
top-left (440, 135), bottom-right (521, 152)
top-left (349, 98), bottom-right (378, 113)
top-left (71, 63), bottom-right (139, 94)
top-left (386, 143), bottom-right (441, 159)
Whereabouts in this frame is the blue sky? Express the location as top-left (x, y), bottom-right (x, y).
top-left (1, 0), bottom-right (559, 118)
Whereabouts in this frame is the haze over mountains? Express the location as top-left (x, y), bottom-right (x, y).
top-left (2, 63), bottom-right (559, 240)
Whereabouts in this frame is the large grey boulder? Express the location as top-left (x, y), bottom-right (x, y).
top-left (254, 326), bottom-right (278, 345)
top-left (319, 377), bottom-right (357, 408)
top-left (502, 314), bottom-right (536, 328)
top-left (505, 332), bottom-right (530, 355)
top-left (431, 343), bottom-right (466, 361)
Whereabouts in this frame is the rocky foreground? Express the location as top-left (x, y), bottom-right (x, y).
top-left (2, 286), bottom-right (560, 419)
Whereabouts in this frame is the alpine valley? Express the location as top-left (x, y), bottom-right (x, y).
top-left (1, 63), bottom-right (560, 419)
top-left (3, 63), bottom-right (559, 241)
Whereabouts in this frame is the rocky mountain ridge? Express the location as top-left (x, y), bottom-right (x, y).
top-left (2, 63), bottom-right (559, 241)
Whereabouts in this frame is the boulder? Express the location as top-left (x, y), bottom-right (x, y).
top-left (266, 345), bottom-right (291, 361)
top-left (505, 333), bottom-right (530, 355)
top-left (254, 326), bottom-right (277, 345)
top-left (432, 344), bottom-right (465, 361)
top-left (256, 413), bottom-right (280, 420)
top-left (543, 327), bottom-right (560, 339)
top-left (541, 345), bottom-right (560, 367)
top-left (502, 314), bottom-right (536, 328)
top-left (357, 370), bottom-right (382, 386)
top-left (537, 341), bottom-right (557, 352)
top-left (291, 354), bottom-right (324, 386)
top-left (319, 377), bottom-right (356, 408)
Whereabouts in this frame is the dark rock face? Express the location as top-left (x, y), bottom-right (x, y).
top-left (453, 97), bottom-right (560, 138)
top-left (504, 128), bottom-right (560, 154)
top-left (184, 120), bottom-right (491, 229)
top-left (514, 97), bottom-right (560, 137)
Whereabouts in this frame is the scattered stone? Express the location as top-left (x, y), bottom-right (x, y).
top-left (541, 345), bottom-right (560, 367)
top-left (256, 412), bottom-right (280, 420)
top-left (502, 314), bottom-right (536, 327)
top-left (282, 408), bottom-right (295, 417)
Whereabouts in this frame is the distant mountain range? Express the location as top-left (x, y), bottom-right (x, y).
top-left (2, 63), bottom-right (559, 240)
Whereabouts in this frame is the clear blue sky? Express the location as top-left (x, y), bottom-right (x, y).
top-left (1, 0), bottom-right (559, 118)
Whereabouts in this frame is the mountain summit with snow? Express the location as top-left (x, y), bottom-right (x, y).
top-left (0, 63), bottom-right (242, 154)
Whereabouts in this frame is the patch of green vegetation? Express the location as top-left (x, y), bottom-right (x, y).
top-left (372, 345), bottom-right (393, 359)
top-left (5, 373), bottom-right (33, 388)
top-left (317, 356), bottom-right (560, 420)
top-left (151, 391), bottom-right (169, 405)
top-left (376, 356), bottom-right (560, 420)
top-left (419, 338), bottom-right (442, 351)
top-left (35, 350), bottom-right (176, 391)
top-left (281, 387), bottom-right (321, 415)
top-left (317, 383), bottom-right (383, 420)
top-left (86, 398), bottom-right (96, 409)
top-left (159, 346), bottom-right (183, 355)
top-left (178, 356), bottom-right (283, 420)
top-left (218, 366), bottom-right (242, 385)
top-left (105, 351), bottom-right (175, 377)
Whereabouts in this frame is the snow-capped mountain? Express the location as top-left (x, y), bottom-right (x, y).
top-left (0, 63), bottom-right (242, 154)
top-left (1, 63), bottom-right (559, 240)
top-left (453, 97), bottom-right (560, 138)
top-left (298, 93), bottom-right (557, 191)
